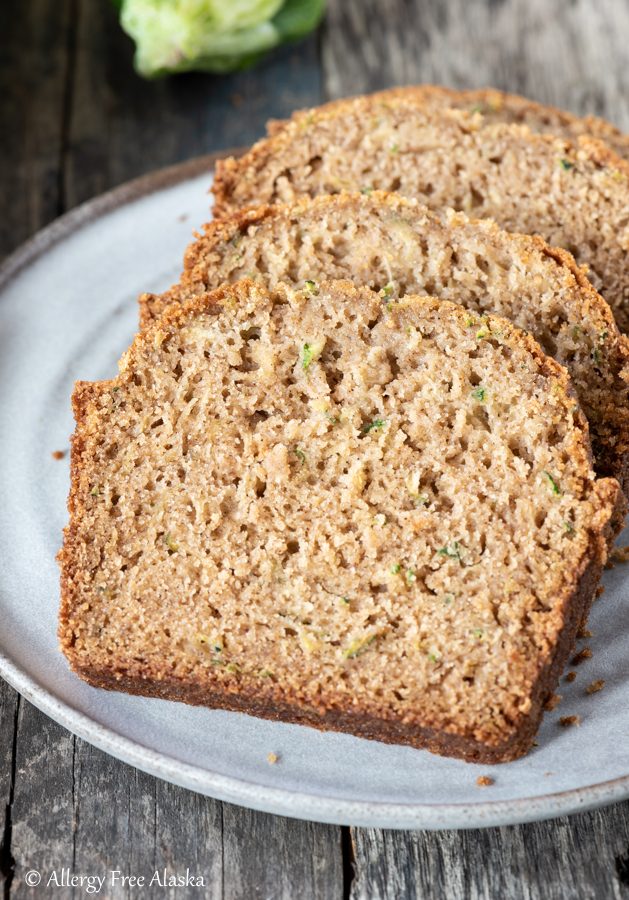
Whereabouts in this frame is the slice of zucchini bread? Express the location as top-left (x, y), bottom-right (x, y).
top-left (268, 85), bottom-right (629, 161)
top-left (212, 98), bottom-right (629, 333)
top-left (59, 279), bottom-right (621, 763)
top-left (140, 192), bottom-right (629, 494)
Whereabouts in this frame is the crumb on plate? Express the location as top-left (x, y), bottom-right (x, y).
top-left (559, 715), bottom-right (581, 728)
top-left (571, 647), bottom-right (592, 666)
top-left (586, 679), bottom-right (605, 695)
top-left (476, 775), bottom-right (494, 787)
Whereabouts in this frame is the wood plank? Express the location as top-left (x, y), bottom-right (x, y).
top-left (8, 702), bottom-right (75, 897)
top-left (0, 0), bottom-right (71, 257)
top-left (222, 805), bottom-right (344, 900)
top-left (8, 719), bottom-right (343, 899)
top-left (351, 802), bottom-right (629, 899)
top-left (70, 743), bottom-right (224, 899)
top-left (7, 709), bottom-right (345, 899)
top-left (0, 682), bottom-right (19, 895)
top-left (0, 2), bottom-right (75, 894)
top-left (322, 0), bottom-right (629, 129)
top-left (64, 0), bottom-right (323, 208)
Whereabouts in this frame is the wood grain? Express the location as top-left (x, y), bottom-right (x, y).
top-left (8, 704), bottom-right (76, 898)
top-left (222, 805), bottom-right (344, 900)
top-left (0, 0), bottom-right (72, 255)
top-left (350, 804), bottom-right (629, 899)
top-left (323, 0), bottom-right (629, 130)
top-left (3, 0), bottom-right (629, 898)
top-left (70, 745), bottom-right (225, 899)
top-left (0, 682), bottom-right (18, 894)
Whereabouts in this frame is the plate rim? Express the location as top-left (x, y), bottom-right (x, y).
top-left (1, 153), bottom-right (628, 830)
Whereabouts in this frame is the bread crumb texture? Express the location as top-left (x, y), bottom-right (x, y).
top-left (269, 85), bottom-right (629, 163)
top-left (145, 192), bottom-right (629, 493)
top-left (59, 280), bottom-right (619, 762)
top-left (213, 91), bottom-right (629, 334)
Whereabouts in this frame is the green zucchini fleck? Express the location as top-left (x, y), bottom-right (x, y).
top-left (301, 343), bottom-right (314, 371)
top-left (164, 532), bottom-right (179, 553)
top-left (362, 418), bottom-right (386, 434)
top-left (543, 471), bottom-right (562, 496)
top-left (343, 633), bottom-right (378, 659)
top-left (437, 541), bottom-right (463, 563)
top-left (225, 662), bottom-right (241, 674)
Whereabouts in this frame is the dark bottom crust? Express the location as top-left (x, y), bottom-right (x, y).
top-left (66, 534), bottom-right (608, 766)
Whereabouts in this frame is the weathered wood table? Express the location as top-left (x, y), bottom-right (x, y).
top-left (2, 1), bottom-right (629, 896)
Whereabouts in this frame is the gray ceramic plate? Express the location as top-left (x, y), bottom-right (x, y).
top-left (1, 155), bottom-right (628, 830)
